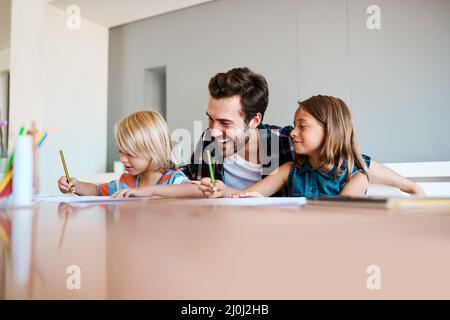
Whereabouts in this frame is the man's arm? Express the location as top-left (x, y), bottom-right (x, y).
top-left (368, 160), bottom-right (425, 195)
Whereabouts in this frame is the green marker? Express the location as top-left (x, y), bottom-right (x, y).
top-left (4, 151), bottom-right (14, 173)
top-left (206, 149), bottom-right (215, 185)
top-left (3, 126), bottom-right (25, 173)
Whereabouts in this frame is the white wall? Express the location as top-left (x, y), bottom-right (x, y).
top-left (9, 0), bottom-right (45, 142)
top-left (40, 5), bottom-right (109, 195)
top-left (9, 0), bottom-right (109, 194)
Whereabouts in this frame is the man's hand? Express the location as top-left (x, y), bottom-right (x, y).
top-left (198, 178), bottom-right (227, 198)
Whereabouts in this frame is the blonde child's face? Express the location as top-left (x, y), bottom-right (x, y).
top-left (290, 108), bottom-right (325, 157)
top-left (118, 152), bottom-right (151, 175)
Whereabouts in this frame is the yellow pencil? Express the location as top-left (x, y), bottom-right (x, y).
top-left (59, 150), bottom-right (73, 193)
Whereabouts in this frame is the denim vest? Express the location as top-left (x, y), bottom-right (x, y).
top-left (287, 155), bottom-right (371, 197)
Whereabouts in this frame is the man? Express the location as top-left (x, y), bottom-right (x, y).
top-left (182, 67), bottom-right (424, 196)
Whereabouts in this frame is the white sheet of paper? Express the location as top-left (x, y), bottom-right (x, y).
top-left (171, 197), bottom-right (307, 206)
top-left (34, 195), bottom-right (145, 203)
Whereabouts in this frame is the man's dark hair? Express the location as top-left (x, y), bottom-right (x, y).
top-left (208, 67), bottom-right (269, 124)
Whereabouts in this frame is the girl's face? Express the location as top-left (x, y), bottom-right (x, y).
top-left (290, 108), bottom-right (325, 156)
top-left (118, 152), bottom-right (151, 175)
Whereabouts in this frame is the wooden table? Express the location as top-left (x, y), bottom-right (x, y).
top-left (1, 199), bottom-right (450, 299)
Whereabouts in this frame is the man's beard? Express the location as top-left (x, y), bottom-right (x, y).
top-left (217, 126), bottom-right (252, 159)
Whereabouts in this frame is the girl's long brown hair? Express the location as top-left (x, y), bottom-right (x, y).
top-left (294, 95), bottom-right (368, 182)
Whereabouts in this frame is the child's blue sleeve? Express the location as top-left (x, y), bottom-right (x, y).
top-left (98, 180), bottom-right (119, 196)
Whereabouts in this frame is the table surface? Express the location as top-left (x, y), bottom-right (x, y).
top-left (1, 198), bottom-right (450, 299)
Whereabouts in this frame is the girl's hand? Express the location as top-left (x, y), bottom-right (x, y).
top-left (401, 181), bottom-right (426, 196)
top-left (58, 176), bottom-right (79, 194)
top-left (198, 178), bottom-right (227, 198)
top-left (232, 191), bottom-right (265, 198)
top-left (112, 187), bottom-right (153, 198)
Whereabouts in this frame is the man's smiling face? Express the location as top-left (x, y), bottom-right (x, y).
top-left (206, 95), bottom-right (250, 158)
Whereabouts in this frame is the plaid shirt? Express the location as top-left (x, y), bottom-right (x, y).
top-left (181, 123), bottom-right (295, 195)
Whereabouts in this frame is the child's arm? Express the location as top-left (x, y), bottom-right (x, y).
top-left (199, 162), bottom-right (292, 198)
top-left (340, 172), bottom-right (369, 197)
top-left (58, 176), bottom-right (99, 196)
top-left (368, 161), bottom-right (425, 195)
top-left (240, 162), bottom-right (292, 197)
top-left (111, 182), bottom-right (205, 198)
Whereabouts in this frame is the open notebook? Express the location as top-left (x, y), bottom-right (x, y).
top-left (34, 195), bottom-right (146, 203)
top-left (307, 196), bottom-right (450, 210)
top-left (171, 197), bottom-right (307, 206)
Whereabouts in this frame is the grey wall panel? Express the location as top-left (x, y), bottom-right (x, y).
top-left (108, 0), bottom-right (450, 169)
top-left (108, 0), bottom-right (298, 169)
top-left (347, 0), bottom-right (450, 162)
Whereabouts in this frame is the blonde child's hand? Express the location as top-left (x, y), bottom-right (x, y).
top-left (232, 191), bottom-right (265, 198)
top-left (58, 176), bottom-right (79, 194)
top-left (111, 187), bottom-right (153, 198)
top-left (198, 178), bottom-right (227, 198)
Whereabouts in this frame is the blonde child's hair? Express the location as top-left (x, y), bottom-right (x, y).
top-left (115, 110), bottom-right (176, 173)
top-left (294, 95), bottom-right (368, 182)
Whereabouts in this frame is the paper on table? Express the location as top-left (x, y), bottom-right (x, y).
top-left (171, 197), bottom-right (307, 206)
top-left (34, 195), bottom-right (145, 203)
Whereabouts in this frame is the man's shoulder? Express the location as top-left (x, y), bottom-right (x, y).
top-left (259, 123), bottom-right (293, 137)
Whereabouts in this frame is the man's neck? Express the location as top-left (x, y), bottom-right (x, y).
top-left (240, 129), bottom-right (260, 164)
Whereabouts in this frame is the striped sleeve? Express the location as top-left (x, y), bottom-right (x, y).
top-left (97, 174), bottom-right (136, 196)
top-left (97, 180), bottom-right (119, 196)
top-left (159, 170), bottom-right (191, 185)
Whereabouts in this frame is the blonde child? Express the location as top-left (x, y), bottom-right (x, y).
top-left (58, 110), bottom-right (203, 198)
top-left (199, 95), bottom-right (417, 198)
